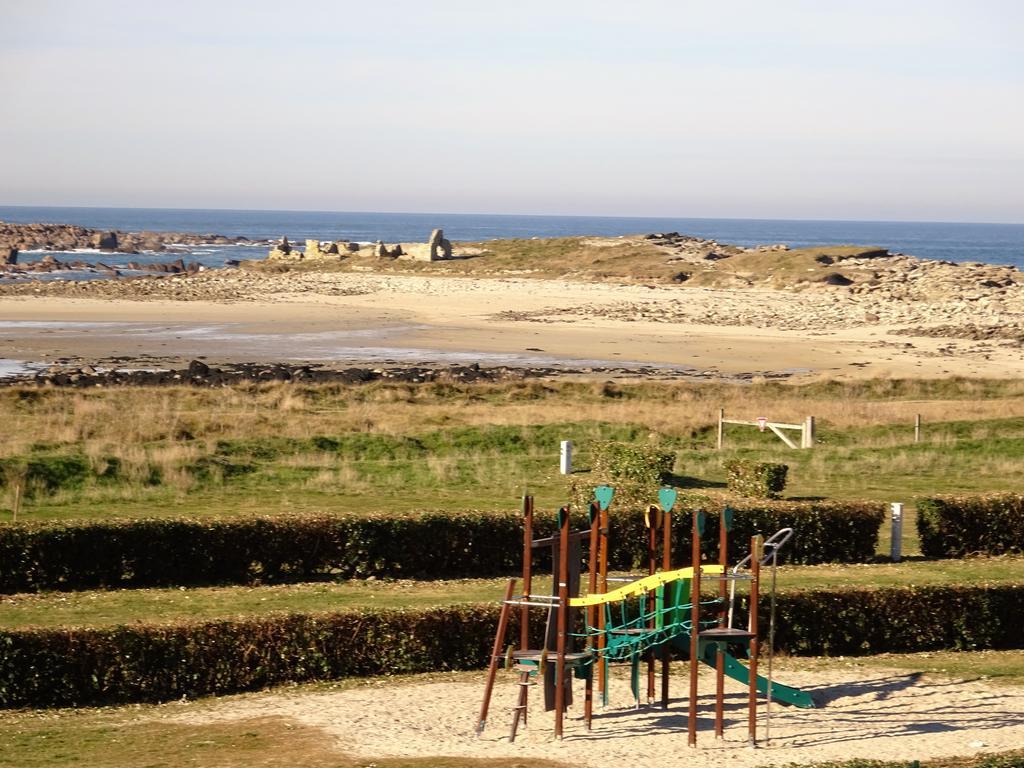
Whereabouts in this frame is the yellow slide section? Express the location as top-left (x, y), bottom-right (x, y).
top-left (569, 565), bottom-right (725, 608)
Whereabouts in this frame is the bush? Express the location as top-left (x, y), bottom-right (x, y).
top-left (571, 441), bottom-right (676, 512)
top-left (0, 499), bottom-right (884, 592)
top-left (918, 494), bottom-right (1024, 558)
top-left (724, 459), bottom-right (788, 499)
top-left (1, 581), bottom-right (1021, 708)
top-left (0, 454), bottom-right (90, 497)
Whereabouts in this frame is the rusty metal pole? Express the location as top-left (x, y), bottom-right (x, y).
top-left (661, 506), bottom-right (672, 709)
top-left (687, 510), bottom-right (701, 747)
top-left (748, 535), bottom-right (763, 747)
top-left (476, 577), bottom-right (517, 736)
top-left (715, 509), bottom-right (729, 738)
top-left (554, 506), bottom-right (570, 739)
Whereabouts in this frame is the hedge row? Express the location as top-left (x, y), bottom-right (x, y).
top-left (0, 500), bottom-right (885, 592)
top-left (1, 582), bottom-right (1021, 708)
top-left (918, 494), bottom-right (1024, 558)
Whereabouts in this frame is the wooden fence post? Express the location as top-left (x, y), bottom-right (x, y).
top-left (717, 409), bottom-right (724, 450)
top-left (914, 414), bottom-right (921, 443)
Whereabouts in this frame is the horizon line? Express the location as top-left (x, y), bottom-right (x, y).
top-left (0, 202), bottom-right (1022, 228)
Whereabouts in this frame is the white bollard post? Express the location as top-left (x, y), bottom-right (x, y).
top-left (890, 503), bottom-right (904, 562)
top-left (560, 440), bottom-right (573, 475)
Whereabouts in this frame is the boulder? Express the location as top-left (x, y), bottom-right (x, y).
top-left (90, 231), bottom-right (118, 250)
top-left (343, 241), bottom-right (361, 253)
top-left (2, 247), bottom-right (16, 265)
top-left (304, 239), bottom-right (341, 259)
top-left (268, 236), bottom-right (295, 259)
top-left (429, 228), bottom-right (452, 260)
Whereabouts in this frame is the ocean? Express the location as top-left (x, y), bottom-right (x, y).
top-left (1, 205), bottom-right (1023, 274)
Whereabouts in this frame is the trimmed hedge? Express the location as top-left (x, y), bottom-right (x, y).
top-left (1, 582), bottom-right (1021, 708)
top-left (724, 459), bottom-right (788, 499)
top-left (918, 494), bottom-right (1024, 558)
top-left (0, 500), bottom-right (884, 593)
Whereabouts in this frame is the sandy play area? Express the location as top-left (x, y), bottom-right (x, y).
top-left (171, 664), bottom-right (1024, 766)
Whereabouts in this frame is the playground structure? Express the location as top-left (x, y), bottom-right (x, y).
top-left (476, 488), bottom-right (813, 746)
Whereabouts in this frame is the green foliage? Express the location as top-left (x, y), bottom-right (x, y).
top-left (0, 454), bottom-right (90, 498)
top-left (918, 494), bottom-right (1024, 558)
top-left (573, 441), bottom-right (676, 512)
top-left (1, 582), bottom-right (1021, 708)
top-left (769, 583), bottom-right (1024, 656)
top-left (0, 605), bottom-right (509, 708)
top-left (723, 459), bottom-right (789, 499)
top-left (0, 499), bottom-right (883, 592)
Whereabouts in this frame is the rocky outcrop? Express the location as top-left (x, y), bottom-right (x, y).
top-left (90, 231), bottom-right (118, 250)
top-left (0, 221), bottom-right (257, 254)
top-left (304, 239), bottom-right (342, 260)
top-left (267, 237), bottom-right (294, 259)
top-left (429, 229), bottom-right (452, 260)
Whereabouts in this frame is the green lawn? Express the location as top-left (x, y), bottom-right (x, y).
top-left (3, 557), bottom-right (1021, 630)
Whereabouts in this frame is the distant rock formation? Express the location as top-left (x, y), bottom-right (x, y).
top-left (0, 221), bottom-right (256, 254)
top-left (429, 228), bottom-right (452, 260)
top-left (265, 231), bottom-right (448, 262)
top-left (90, 231), bottom-right (118, 250)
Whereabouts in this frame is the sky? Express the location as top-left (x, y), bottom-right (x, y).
top-left (1, 1), bottom-right (1022, 222)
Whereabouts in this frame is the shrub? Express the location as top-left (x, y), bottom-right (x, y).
top-left (1, 581), bottom-right (1021, 708)
top-left (724, 459), bottom-right (788, 499)
top-left (0, 454), bottom-right (91, 498)
top-left (572, 441), bottom-right (675, 512)
top-left (918, 494), bottom-right (1024, 558)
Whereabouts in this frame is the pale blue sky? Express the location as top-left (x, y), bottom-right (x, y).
top-left (1, 1), bottom-right (1022, 222)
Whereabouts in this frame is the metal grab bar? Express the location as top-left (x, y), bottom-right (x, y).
top-left (727, 527), bottom-right (794, 629)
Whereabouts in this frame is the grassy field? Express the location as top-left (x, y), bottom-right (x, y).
top-left (3, 557), bottom-right (1022, 630)
top-left (1, 379), bottom-right (1023, 546)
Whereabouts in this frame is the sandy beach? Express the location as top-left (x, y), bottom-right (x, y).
top-left (1, 263), bottom-right (1023, 380)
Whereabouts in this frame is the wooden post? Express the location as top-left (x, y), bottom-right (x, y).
top-left (514, 495), bottom-right (534, 731)
top-left (748, 535), bottom-right (762, 747)
top-left (661, 507), bottom-right (672, 709)
top-left (554, 506), bottom-right (570, 739)
top-left (597, 505), bottom-right (609, 706)
top-left (717, 408), bottom-right (725, 450)
top-left (915, 414), bottom-right (921, 443)
top-left (802, 415), bottom-right (815, 449)
top-left (715, 509), bottom-right (729, 738)
top-left (585, 501), bottom-right (600, 729)
top-left (476, 577), bottom-right (517, 736)
top-left (646, 506), bottom-right (658, 703)
top-left (12, 479), bottom-right (22, 524)
top-left (687, 510), bottom-right (701, 747)
top-left (521, 496), bottom-right (533, 653)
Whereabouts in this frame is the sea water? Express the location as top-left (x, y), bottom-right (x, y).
top-left (1, 205), bottom-right (1022, 273)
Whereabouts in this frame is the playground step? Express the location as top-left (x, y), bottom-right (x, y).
top-left (697, 627), bottom-right (756, 639)
top-left (513, 650), bottom-right (591, 663)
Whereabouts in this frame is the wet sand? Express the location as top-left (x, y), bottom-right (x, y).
top-left (0, 270), bottom-right (1022, 379)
